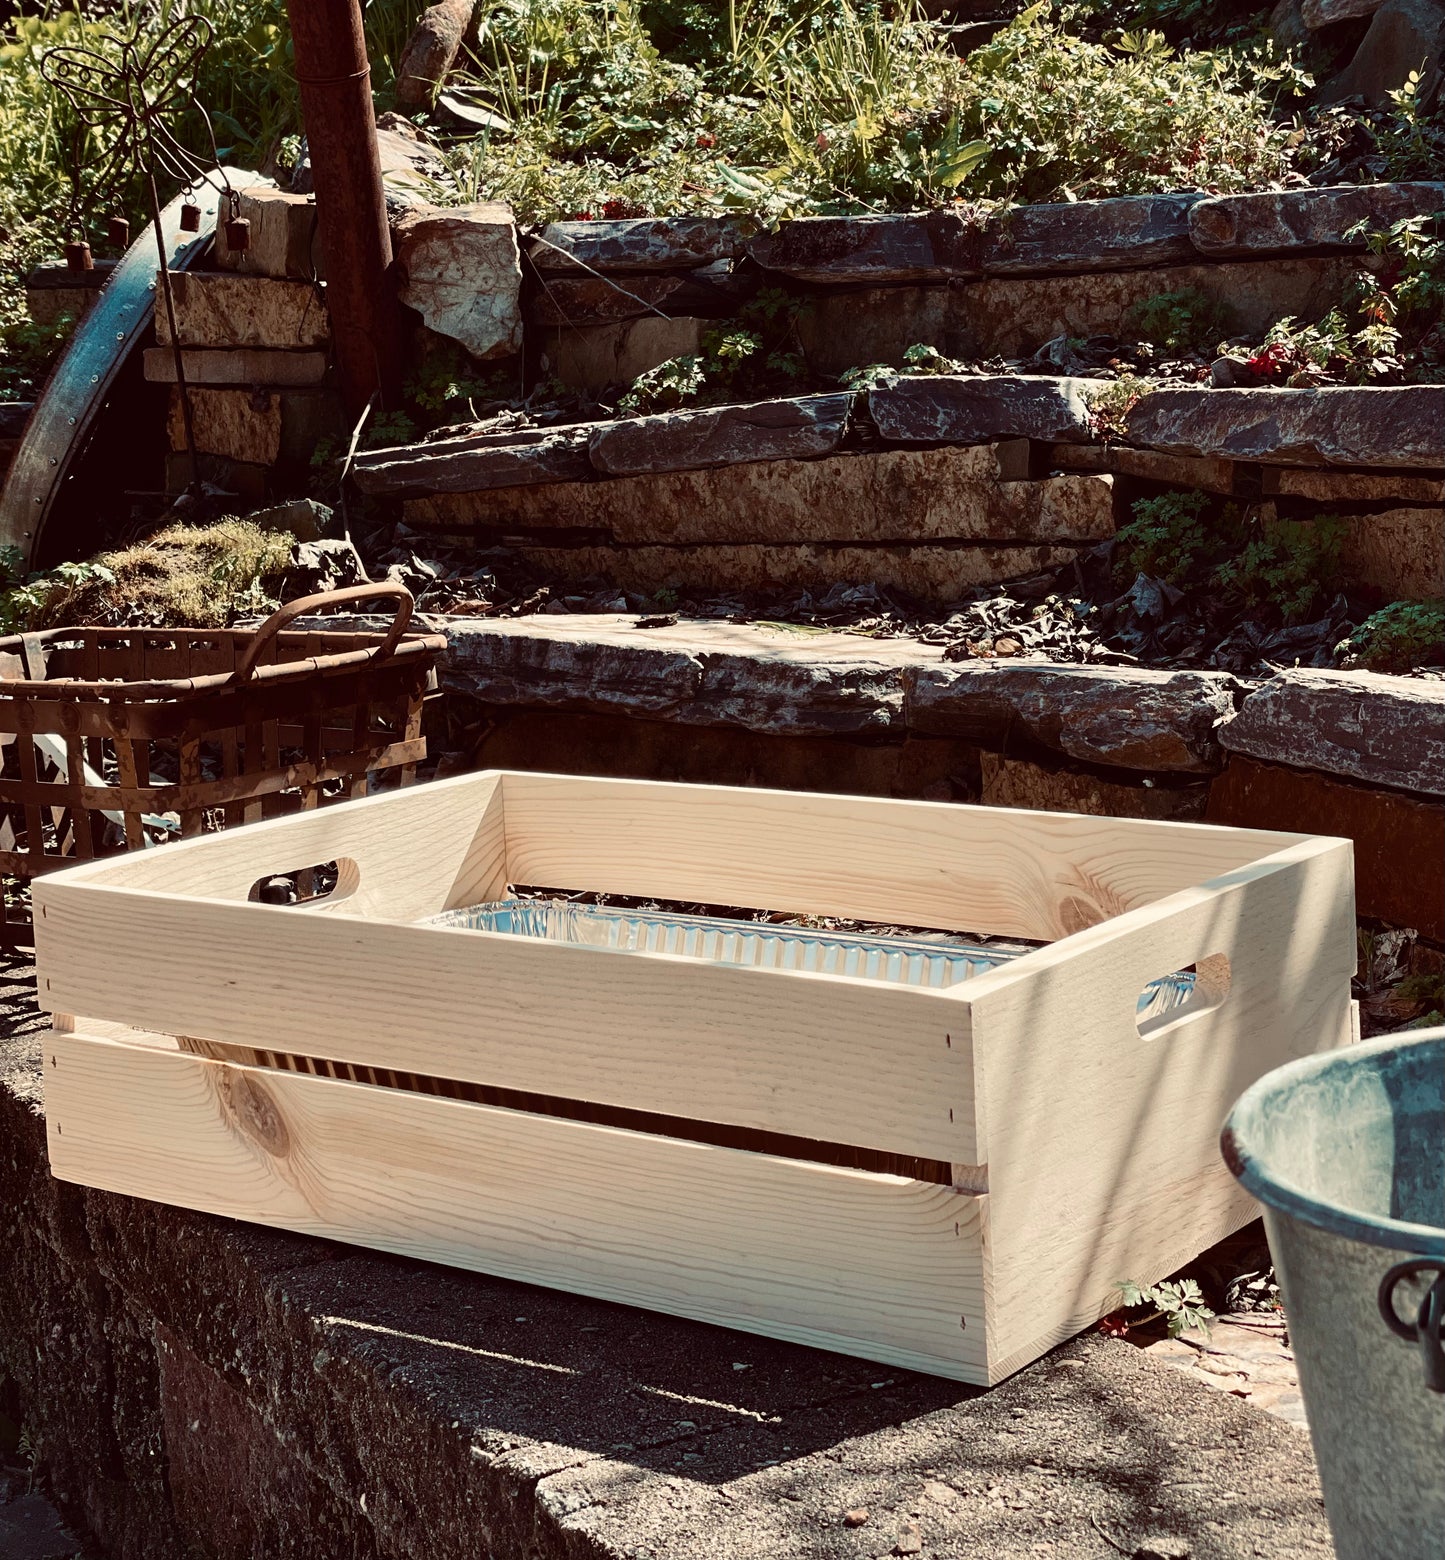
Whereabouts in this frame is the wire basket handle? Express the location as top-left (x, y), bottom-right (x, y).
top-left (230, 583), bottom-right (416, 684)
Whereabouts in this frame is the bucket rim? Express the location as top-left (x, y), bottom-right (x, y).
top-left (1221, 1027), bottom-right (1445, 1258)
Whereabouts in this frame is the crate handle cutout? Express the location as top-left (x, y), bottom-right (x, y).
top-left (247, 858), bottom-right (358, 907)
top-left (1135, 953), bottom-right (1232, 1041)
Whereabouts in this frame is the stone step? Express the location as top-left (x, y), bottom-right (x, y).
top-left (1125, 385), bottom-right (1445, 469)
top-left (495, 540), bottom-right (1082, 604)
top-left (525, 185), bottom-right (1437, 287)
top-left (442, 614), bottom-right (1237, 771)
top-left (1219, 667), bottom-right (1445, 797)
top-left (400, 446), bottom-right (1112, 546)
top-left (1188, 181), bottom-right (1445, 257)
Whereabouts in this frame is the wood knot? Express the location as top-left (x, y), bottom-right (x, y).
top-left (219, 1069), bottom-right (290, 1158)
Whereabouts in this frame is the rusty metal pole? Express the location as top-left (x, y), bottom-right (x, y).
top-left (285, 0), bottom-right (404, 416)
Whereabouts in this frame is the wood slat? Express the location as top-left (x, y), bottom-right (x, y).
top-left (35, 881), bottom-right (977, 1162)
top-left (499, 772), bottom-right (1306, 942)
top-left (45, 1030), bottom-right (989, 1381)
top-left (52, 770), bottom-right (506, 916)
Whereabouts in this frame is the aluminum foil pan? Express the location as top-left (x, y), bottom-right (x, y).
top-left (430, 899), bottom-right (1197, 1013)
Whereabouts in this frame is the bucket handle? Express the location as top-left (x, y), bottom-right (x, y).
top-left (230, 583), bottom-right (416, 684)
top-left (1378, 1258), bottom-right (1445, 1394)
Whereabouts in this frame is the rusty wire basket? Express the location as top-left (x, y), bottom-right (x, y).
top-left (0, 583), bottom-right (444, 942)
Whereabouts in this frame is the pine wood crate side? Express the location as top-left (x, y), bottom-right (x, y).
top-left (39, 769), bottom-right (509, 917)
top-left (961, 834), bottom-right (1357, 1376)
top-left (44, 1029), bottom-right (991, 1382)
top-left (496, 773), bottom-right (1305, 943)
top-left (35, 879), bottom-right (978, 1162)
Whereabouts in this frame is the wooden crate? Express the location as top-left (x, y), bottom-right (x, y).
top-left (35, 771), bottom-right (1357, 1384)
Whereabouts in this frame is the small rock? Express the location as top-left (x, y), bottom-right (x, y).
top-left (392, 202), bottom-right (523, 361)
top-left (844, 1508), bottom-right (871, 1527)
top-left (284, 537), bottom-right (365, 596)
top-left (896, 1519), bottom-right (924, 1554)
top-left (393, 0), bottom-right (477, 113)
top-left (1134, 1539), bottom-right (1191, 1560)
top-left (245, 496), bottom-right (336, 542)
top-left (1209, 356), bottom-right (1261, 389)
top-left (1302, 0), bottom-right (1385, 23)
top-left (1318, 0), bottom-right (1445, 108)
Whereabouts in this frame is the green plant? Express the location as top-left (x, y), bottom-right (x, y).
top-left (1118, 1277), bottom-right (1215, 1338)
top-left (1242, 216), bottom-right (1445, 385)
top-left (1115, 489), bottom-right (1219, 586)
top-left (0, 559), bottom-right (116, 635)
top-left (1085, 374), bottom-right (1151, 439)
top-left (839, 338), bottom-right (965, 390)
top-left (1128, 288), bottom-right (1228, 355)
top-left (617, 353), bottom-right (708, 413)
top-left (0, 303), bottom-right (77, 400)
top-left (1117, 491), bottom-right (1342, 622)
top-left (0, 520), bottom-right (294, 632)
top-left (430, 0), bottom-right (1309, 224)
top-left (1336, 600), bottom-right (1445, 674)
top-left (1372, 72), bottom-right (1445, 183)
top-left (405, 339), bottom-right (513, 414)
top-left (1214, 514), bottom-right (1343, 623)
top-left (619, 286), bottom-right (807, 409)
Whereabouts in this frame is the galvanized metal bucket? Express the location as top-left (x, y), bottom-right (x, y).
top-left (1223, 1029), bottom-right (1445, 1560)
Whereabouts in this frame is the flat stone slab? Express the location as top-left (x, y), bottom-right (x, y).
top-left (746, 213), bottom-right (957, 284)
top-left (1220, 668), bottom-right (1445, 796)
top-left (908, 662), bottom-right (1237, 773)
top-left (530, 216), bottom-right (749, 274)
top-left (1189, 182), bottom-right (1445, 256)
top-left (405, 445), bottom-right (1113, 545)
top-left (352, 426), bottom-right (594, 497)
top-left (587, 394), bottom-right (851, 476)
top-left (747, 196), bottom-right (1200, 282)
top-left (443, 616), bottom-right (1236, 768)
top-left (1125, 385), bottom-right (1445, 469)
top-left (983, 192), bottom-right (1202, 274)
top-left (445, 616), bottom-right (916, 738)
top-left (870, 375), bottom-right (1095, 445)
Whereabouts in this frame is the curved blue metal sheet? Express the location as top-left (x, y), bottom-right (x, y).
top-left (0, 167), bottom-right (265, 566)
